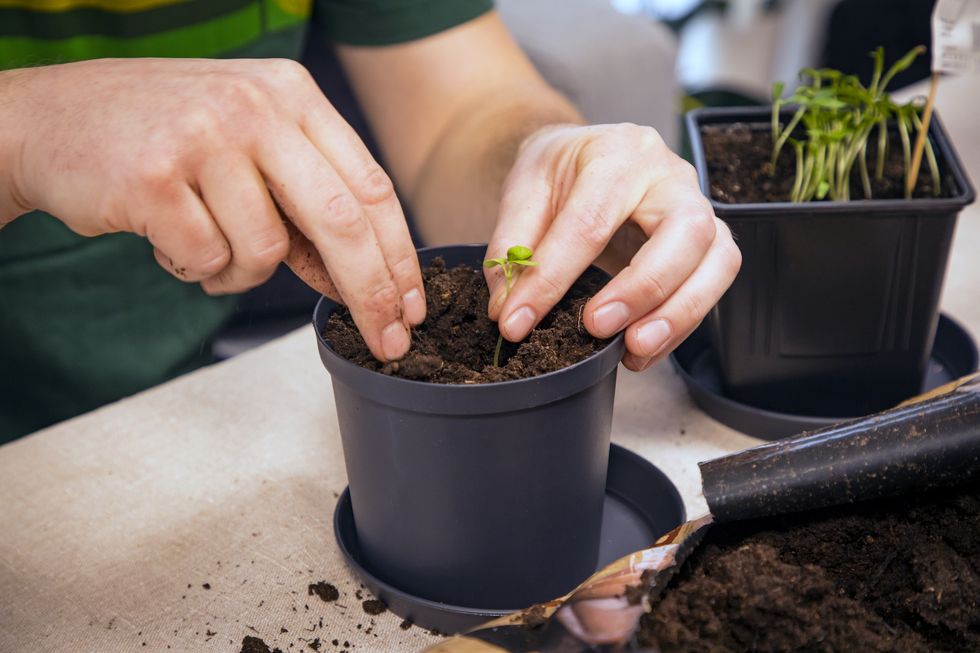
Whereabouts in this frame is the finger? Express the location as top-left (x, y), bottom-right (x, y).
top-left (194, 156), bottom-right (289, 295)
top-left (301, 94), bottom-right (426, 325)
top-left (624, 231), bottom-right (741, 362)
top-left (283, 220), bottom-right (341, 300)
top-left (496, 161), bottom-right (647, 342)
top-left (142, 185), bottom-right (231, 282)
top-left (583, 206), bottom-right (718, 339)
top-left (257, 128), bottom-right (409, 362)
top-left (485, 145), bottom-right (561, 319)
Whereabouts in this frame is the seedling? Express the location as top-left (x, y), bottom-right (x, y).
top-left (771, 46), bottom-right (941, 202)
top-left (484, 245), bottom-right (539, 366)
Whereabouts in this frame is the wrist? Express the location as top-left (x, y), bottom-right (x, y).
top-left (0, 67), bottom-right (39, 225)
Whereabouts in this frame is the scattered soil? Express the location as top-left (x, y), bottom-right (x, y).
top-left (701, 123), bottom-right (950, 204)
top-left (324, 258), bottom-right (609, 383)
top-left (240, 636), bottom-right (283, 653)
top-left (361, 599), bottom-right (386, 616)
top-left (308, 581), bottom-right (339, 603)
top-left (639, 482), bottom-right (980, 652)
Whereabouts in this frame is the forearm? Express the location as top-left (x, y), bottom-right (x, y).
top-left (408, 81), bottom-right (582, 245)
top-left (0, 68), bottom-right (34, 226)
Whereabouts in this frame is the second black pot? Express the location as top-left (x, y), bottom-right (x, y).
top-left (313, 244), bottom-right (625, 609)
top-left (687, 106), bottom-right (976, 415)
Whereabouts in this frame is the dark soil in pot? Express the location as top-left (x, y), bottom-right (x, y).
top-left (639, 482), bottom-right (980, 652)
top-left (324, 256), bottom-right (609, 382)
top-left (702, 124), bottom-right (951, 204)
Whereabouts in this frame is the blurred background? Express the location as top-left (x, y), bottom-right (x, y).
top-left (215, 0), bottom-right (941, 360)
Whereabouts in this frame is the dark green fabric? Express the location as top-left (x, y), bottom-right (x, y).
top-left (0, 213), bottom-right (236, 439)
top-left (0, 0), bottom-right (493, 443)
top-left (314, 0), bottom-right (493, 45)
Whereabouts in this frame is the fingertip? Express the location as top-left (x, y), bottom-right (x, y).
top-left (380, 320), bottom-right (411, 361)
top-left (500, 305), bottom-right (537, 342)
top-left (402, 287), bottom-right (426, 326)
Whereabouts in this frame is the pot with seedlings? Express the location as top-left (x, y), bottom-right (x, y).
top-left (685, 47), bottom-right (975, 420)
top-left (313, 244), bottom-right (684, 633)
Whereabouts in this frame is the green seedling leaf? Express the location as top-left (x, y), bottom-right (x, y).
top-left (483, 259), bottom-right (504, 268)
top-left (511, 260), bottom-right (539, 267)
top-left (507, 245), bottom-right (534, 262)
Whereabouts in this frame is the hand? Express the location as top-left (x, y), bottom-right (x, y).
top-left (486, 123), bottom-right (741, 371)
top-left (0, 58), bottom-right (425, 361)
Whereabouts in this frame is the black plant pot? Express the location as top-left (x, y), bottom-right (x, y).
top-left (313, 244), bottom-right (625, 609)
top-left (687, 106), bottom-right (975, 416)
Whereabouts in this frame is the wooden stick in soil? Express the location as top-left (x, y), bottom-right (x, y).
top-left (906, 72), bottom-right (939, 198)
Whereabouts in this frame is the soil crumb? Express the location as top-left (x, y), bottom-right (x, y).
top-left (324, 258), bottom-right (609, 383)
top-left (399, 619), bottom-right (413, 631)
top-left (639, 483), bottom-right (980, 652)
top-left (361, 599), bottom-right (386, 616)
top-left (240, 636), bottom-right (283, 653)
top-left (307, 581), bottom-right (339, 603)
top-left (701, 123), bottom-right (950, 204)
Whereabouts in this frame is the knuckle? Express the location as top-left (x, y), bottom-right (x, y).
top-left (685, 203), bottom-right (717, 249)
top-left (266, 58), bottom-right (311, 86)
top-left (534, 271), bottom-right (566, 307)
top-left (361, 281), bottom-right (400, 316)
top-left (177, 106), bottom-right (221, 141)
top-left (387, 250), bottom-right (419, 286)
top-left (674, 160), bottom-right (700, 185)
top-left (723, 237), bottom-right (743, 278)
top-left (570, 205), bottom-right (614, 251)
top-left (135, 157), bottom-right (181, 191)
top-left (194, 241), bottom-right (232, 277)
top-left (324, 193), bottom-right (363, 239)
top-left (679, 292), bottom-right (707, 326)
top-left (636, 126), bottom-right (666, 152)
top-left (351, 166), bottom-right (395, 206)
top-left (631, 265), bottom-right (669, 306)
top-left (219, 76), bottom-right (269, 116)
top-left (247, 226), bottom-right (290, 269)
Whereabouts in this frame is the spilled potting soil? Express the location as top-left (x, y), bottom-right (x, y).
top-left (324, 257), bottom-right (609, 383)
top-left (640, 482), bottom-right (980, 652)
top-left (701, 124), bottom-right (950, 204)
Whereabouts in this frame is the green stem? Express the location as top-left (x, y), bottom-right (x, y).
top-left (492, 269), bottom-right (514, 367)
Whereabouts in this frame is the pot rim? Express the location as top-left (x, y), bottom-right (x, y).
top-left (686, 105), bottom-right (977, 217)
top-left (313, 243), bottom-right (626, 414)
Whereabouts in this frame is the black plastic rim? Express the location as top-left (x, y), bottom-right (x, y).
top-left (670, 313), bottom-right (979, 441)
top-left (333, 443), bottom-right (686, 635)
top-left (313, 243), bottom-right (625, 416)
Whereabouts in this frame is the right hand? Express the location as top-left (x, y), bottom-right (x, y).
top-left (0, 58), bottom-right (425, 361)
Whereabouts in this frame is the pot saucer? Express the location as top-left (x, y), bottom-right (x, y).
top-left (670, 313), bottom-right (979, 441)
top-left (333, 443), bottom-right (685, 635)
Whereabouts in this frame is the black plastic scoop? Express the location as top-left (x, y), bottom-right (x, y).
top-left (425, 373), bottom-right (980, 653)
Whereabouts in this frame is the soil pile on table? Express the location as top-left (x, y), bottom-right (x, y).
top-left (324, 257), bottom-right (609, 383)
top-left (639, 482), bottom-right (980, 652)
top-left (701, 124), bottom-right (949, 204)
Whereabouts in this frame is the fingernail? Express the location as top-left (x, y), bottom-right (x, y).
top-left (381, 320), bottom-right (410, 360)
top-left (635, 319), bottom-right (671, 356)
top-left (502, 306), bottom-right (537, 341)
top-left (402, 288), bottom-right (426, 325)
top-left (592, 301), bottom-right (630, 337)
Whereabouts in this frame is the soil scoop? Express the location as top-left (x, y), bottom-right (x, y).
top-left (426, 373), bottom-right (980, 652)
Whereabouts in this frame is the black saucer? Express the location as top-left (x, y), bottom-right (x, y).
top-left (333, 443), bottom-right (685, 635)
top-left (670, 314), bottom-right (979, 441)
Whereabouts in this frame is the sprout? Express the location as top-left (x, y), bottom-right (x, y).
top-left (484, 245), bottom-right (539, 367)
top-left (770, 46), bottom-right (939, 202)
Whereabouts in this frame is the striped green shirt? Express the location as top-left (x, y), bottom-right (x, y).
top-left (0, 0), bottom-right (493, 442)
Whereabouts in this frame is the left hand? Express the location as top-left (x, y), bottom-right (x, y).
top-left (486, 123), bottom-right (741, 372)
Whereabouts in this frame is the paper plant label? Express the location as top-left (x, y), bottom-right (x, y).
top-left (933, 0), bottom-right (980, 73)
